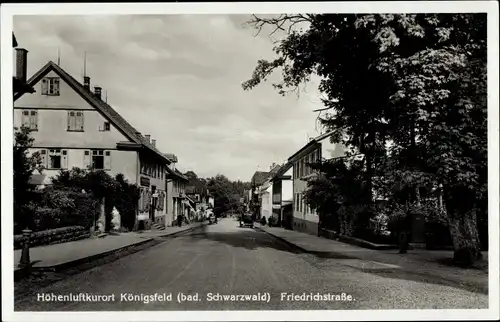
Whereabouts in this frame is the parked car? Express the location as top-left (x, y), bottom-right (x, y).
top-left (239, 213), bottom-right (254, 228)
top-left (209, 215), bottom-right (218, 224)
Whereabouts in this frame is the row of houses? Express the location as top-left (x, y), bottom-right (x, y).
top-left (12, 37), bottom-right (209, 231)
top-left (249, 131), bottom-right (347, 236)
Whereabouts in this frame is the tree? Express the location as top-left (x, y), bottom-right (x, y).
top-left (206, 174), bottom-right (250, 216)
top-left (243, 13), bottom-right (487, 265)
top-left (13, 126), bottom-right (42, 231)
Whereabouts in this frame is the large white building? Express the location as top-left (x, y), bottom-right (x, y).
top-left (288, 131), bottom-right (346, 235)
top-left (14, 60), bottom-right (181, 231)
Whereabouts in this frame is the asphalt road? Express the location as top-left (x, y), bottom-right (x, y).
top-left (15, 218), bottom-right (488, 310)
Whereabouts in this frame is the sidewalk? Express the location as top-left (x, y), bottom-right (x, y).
top-left (257, 224), bottom-right (488, 293)
top-left (14, 222), bottom-right (204, 274)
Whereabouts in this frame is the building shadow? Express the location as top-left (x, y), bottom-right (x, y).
top-left (187, 225), bottom-right (303, 255)
top-left (186, 224), bottom-right (488, 295)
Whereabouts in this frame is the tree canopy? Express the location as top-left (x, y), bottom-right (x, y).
top-left (243, 13), bottom-right (487, 265)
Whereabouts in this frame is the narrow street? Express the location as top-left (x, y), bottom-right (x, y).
top-left (15, 218), bottom-right (487, 311)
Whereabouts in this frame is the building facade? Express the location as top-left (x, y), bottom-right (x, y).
top-left (14, 61), bottom-right (174, 231)
top-left (289, 131), bottom-right (345, 235)
top-left (270, 162), bottom-right (293, 228)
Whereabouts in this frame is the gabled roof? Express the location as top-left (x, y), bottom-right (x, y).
top-left (167, 168), bottom-right (189, 182)
top-left (251, 171), bottom-right (270, 186)
top-left (163, 153), bottom-right (178, 163)
top-left (270, 161), bottom-right (293, 182)
top-left (288, 130), bottom-right (335, 162)
top-left (14, 61), bottom-right (172, 164)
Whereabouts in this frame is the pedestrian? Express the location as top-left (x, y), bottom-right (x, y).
top-left (177, 214), bottom-right (183, 227)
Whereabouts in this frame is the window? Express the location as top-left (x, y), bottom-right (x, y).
top-left (49, 149), bottom-right (61, 169)
top-left (68, 111), bottom-right (84, 131)
top-left (299, 194), bottom-right (303, 212)
top-left (84, 150), bottom-right (111, 170)
top-left (104, 122), bottom-right (110, 131)
top-left (21, 110), bottom-right (38, 130)
top-left (47, 149), bottom-right (68, 169)
top-left (41, 77), bottom-right (60, 96)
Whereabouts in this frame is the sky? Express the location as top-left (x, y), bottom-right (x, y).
top-left (13, 15), bottom-right (326, 181)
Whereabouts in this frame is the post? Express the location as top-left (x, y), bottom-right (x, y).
top-left (18, 228), bottom-right (32, 268)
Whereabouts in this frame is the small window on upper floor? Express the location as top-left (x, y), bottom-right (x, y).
top-left (21, 110), bottom-right (38, 131)
top-left (68, 111), bottom-right (84, 131)
top-left (103, 122), bottom-right (110, 131)
top-left (41, 77), bottom-right (60, 96)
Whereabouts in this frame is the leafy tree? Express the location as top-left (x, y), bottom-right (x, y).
top-left (206, 174), bottom-right (250, 216)
top-left (114, 174), bottom-right (140, 231)
top-left (243, 13), bottom-right (487, 265)
top-left (13, 126), bottom-right (42, 232)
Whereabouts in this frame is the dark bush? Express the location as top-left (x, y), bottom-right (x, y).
top-left (14, 226), bottom-right (89, 249)
top-left (268, 216), bottom-right (278, 227)
top-left (25, 188), bottom-right (98, 232)
top-left (260, 216), bottom-right (267, 225)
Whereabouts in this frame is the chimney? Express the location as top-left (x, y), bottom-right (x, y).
top-left (145, 134), bottom-right (150, 143)
top-left (94, 86), bottom-right (102, 99)
top-left (83, 76), bottom-right (90, 90)
top-left (151, 139), bottom-right (156, 147)
top-left (15, 48), bottom-right (28, 83)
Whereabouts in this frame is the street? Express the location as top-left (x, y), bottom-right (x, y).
top-left (14, 218), bottom-right (487, 311)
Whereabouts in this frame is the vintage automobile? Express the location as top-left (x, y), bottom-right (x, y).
top-left (239, 213), bottom-right (254, 228)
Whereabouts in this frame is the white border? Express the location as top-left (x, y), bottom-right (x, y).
top-left (1, 2), bottom-right (498, 321)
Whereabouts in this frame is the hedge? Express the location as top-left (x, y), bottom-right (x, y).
top-left (14, 226), bottom-right (90, 250)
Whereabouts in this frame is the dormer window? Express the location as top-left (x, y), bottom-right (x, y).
top-left (104, 122), bottom-right (110, 131)
top-left (41, 77), bottom-right (60, 96)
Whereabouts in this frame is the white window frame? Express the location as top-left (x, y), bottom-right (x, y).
top-left (84, 149), bottom-right (111, 170)
top-left (47, 149), bottom-right (68, 170)
top-left (67, 111), bottom-right (84, 132)
top-left (41, 77), bottom-right (60, 96)
top-left (21, 110), bottom-right (38, 131)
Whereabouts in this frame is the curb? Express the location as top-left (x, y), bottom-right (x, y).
top-left (337, 235), bottom-right (398, 250)
top-left (254, 226), bottom-right (312, 254)
top-left (256, 226), bottom-right (396, 256)
top-left (15, 223), bottom-right (206, 280)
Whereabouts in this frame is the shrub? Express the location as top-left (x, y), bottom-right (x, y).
top-left (114, 174), bottom-right (140, 231)
top-left (260, 216), bottom-right (267, 225)
top-left (268, 216), bottom-right (278, 227)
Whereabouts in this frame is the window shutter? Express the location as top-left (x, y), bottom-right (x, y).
top-left (41, 78), bottom-right (48, 95)
top-left (138, 189), bottom-right (144, 212)
top-left (21, 111), bottom-right (30, 127)
top-left (67, 112), bottom-right (73, 130)
top-left (62, 150), bottom-right (68, 169)
top-left (104, 151), bottom-right (111, 170)
top-left (40, 149), bottom-right (47, 167)
top-left (53, 78), bottom-right (60, 95)
top-left (83, 150), bottom-right (91, 168)
top-left (30, 111), bottom-right (38, 130)
top-left (144, 189), bottom-right (150, 212)
top-left (77, 112), bottom-right (84, 131)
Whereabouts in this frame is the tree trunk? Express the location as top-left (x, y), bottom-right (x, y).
top-left (446, 205), bottom-right (482, 266)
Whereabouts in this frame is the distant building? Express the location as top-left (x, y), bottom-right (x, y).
top-left (288, 131), bottom-right (346, 235)
top-left (270, 161), bottom-right (293, 228)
